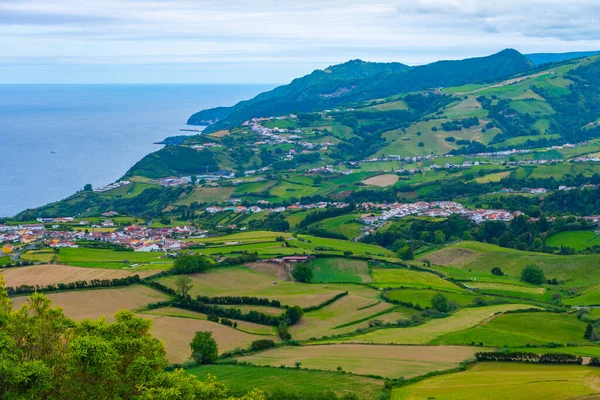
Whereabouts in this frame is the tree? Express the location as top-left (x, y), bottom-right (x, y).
top-left (172, 254), bottom-right (209, 275)
top-left (433, 230), bottom-right (446, 244)
top-left (491, 267), bottom-right (504, 276)
top-left (398, 245), bottom-right (414, 260)
top-left (83, 183), bottom-right (93, 191)
top-left (520, 264), bottom-right (546, 285)
top-left (175, 275), bottom-right (193, 298)
top-left (292, 262), bottom-right (313, 283)
top-left (190, 331), bottom-right (218, 364)
top-left (284, 306), bottom-right (304, 325)
top-left (462, 231), bottom-right (473, 241)
top-left (278, 322), bottom-right (291, 340)
top-left (585, 322), bottom-right (595, 340)
top-left (431, 293), bottom-right (449, 313)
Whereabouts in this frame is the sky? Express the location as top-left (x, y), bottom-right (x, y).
top-left (1, 0), bottom-right (600, 84)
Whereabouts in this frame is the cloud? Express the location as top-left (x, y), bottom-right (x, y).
top-left (1, 0), bottom-right (600, 82)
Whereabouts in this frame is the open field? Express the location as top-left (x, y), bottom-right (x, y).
top-left (563, 284), bottom-right (600, 306)
top-left (385, 289), bottom-right (477, 308)
top-left (188, 365), bottom-right (384, 399)
top-left (420, 241), bottom-right (600, 285)
top-left (157, 266), bottom-right (360, 308)
top-left (392, 362), bottom-right (600, 400)
top-left (315, 213), bottom-right (363, 239)
top-left (144, 307), bottom-right (276, 335)
top-left (546, 230), bottom-right (600, 250)
top-left (362, 174), bottom-right (399, 187)
top-left (310, 258), bottom-right (372, 283)
top-left (316, 304), bottom-right (534, 345)
top-left (431, 312), bottom-right (587, 347)
top-left (57, 248), bottom-right (172, 270)
top-left (11, 285), bottom-right (169, 320)
top-left (19, 249), bottom-right (55, 263)
top-left (371, 267), bottom-right (462, 291)
top-left (0, 264), bottom-right (156, 287)
top-left (238, 344), bottom-right (483, 379)
top-left (141, 314), bottom-right (277, 363)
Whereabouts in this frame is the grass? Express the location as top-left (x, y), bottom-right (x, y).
top-left (371, 268), bottom-right (462, 291)
top-left (20, 249), bottom-right (55, 263)
top-left (385, 289), bottom-right (477, 308)
top-left (59, 248), bottom-right (167, 264)
top-left (546, 230), bottom-right (600, 250)
top-left (310, 258), bottom-right (372, 283)
top-left (314, 213), bottom-right (363, 240)
top-left (315, 304), bottom-right (534, 345)
top-left (392, 362), bottom-right (600, 400)
top-left (237, 344), bottom-right (482, 379)
top-left (188, 364), bottom-right (384, 399)
top-left (431, 312), bottom-right (587, 347)
top-left (175, 186), bottom-right (236, 206)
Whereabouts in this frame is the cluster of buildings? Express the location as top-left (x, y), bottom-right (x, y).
top-left (358, 201), bottom-right (520, 225)
top-left (93, 180), bottom-right (130, 193)
top-left (205, 201), bottom-right (349, 215)
top-left (0, 222), bottom-right (207, 253)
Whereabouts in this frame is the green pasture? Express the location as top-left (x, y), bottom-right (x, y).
top-left (310, 258), bottom-right (372, 283)
top-left (546, 230), bottom-right (600, 250)
top-left (371, 267), bottom-right (462, 291)
top-left (431, 312), bottom-right (587, 347)
top-left (392, 362), bottom-right (600, 400)
top-left (188, 365), bottom-right (383, 399)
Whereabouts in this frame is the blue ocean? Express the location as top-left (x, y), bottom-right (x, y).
top-left (0, 84), bottom-right (273, 217)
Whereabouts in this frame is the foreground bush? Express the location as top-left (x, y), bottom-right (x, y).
top-left (0, 276), bottom-right (265, 400)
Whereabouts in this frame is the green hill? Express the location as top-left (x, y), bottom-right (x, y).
top-left (192, 49), bottom-right (535, 132)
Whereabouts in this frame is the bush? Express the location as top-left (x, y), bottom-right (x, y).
top-left (191, 331), bottom-right (218, 364)
top-left (292, 262), bottom-right (313, 283)
top-left (520, 264), bottom-right (546, 285)
top-left (250, 339), bottom-right (276, 352)
top-left (172, 254), bottom-right (209, 275)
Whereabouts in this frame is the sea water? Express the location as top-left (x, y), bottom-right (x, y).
top-left (0, 84), bottom-right (273, 217)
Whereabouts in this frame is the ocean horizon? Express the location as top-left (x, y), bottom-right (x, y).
top-left (0, 83), bottom-right (274, 218)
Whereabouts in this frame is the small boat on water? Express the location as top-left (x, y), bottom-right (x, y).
top-left (50, 151), bottom-right (56, 154)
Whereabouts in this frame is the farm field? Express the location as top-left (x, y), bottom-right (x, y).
top-left (431, 312), bottom-right (587, 347)
top-left (392, 362), bottom-right (600, 400)
top-left (11, 285), bottom-right (169, 320)
top-left (237, 344), bottom-right (482, 378)
top-left (157, 266), bottom-right (361, 308)
top-left (317, 304), bottom-right (534, 345)
top-left (310, 257), bottom-right (372, 283)
top-left (142, 313), bottom-right (277, 363)
top-left (0, 264), bottom-right (155, 287)
top-left (188, 364), bottom-right (384, 399)
top-left (313, 213), bottom-right (364, 239)
top-left (384, 288), bottom-right (477, 308)
top-left (144, 307), bottom-right (276, 335)
top-left (362, 174), bottom-right (400, 187)
top-left (371, 267), bottom-right (462, 291)
top-left (57, 248), bottom-right (172, 270)
top-left (290, 293), bottom-right (395, 340)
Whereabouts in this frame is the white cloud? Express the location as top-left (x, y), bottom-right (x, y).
top-left (0, 0), bottom-right (599, 82)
